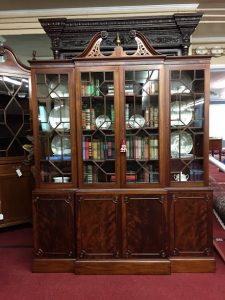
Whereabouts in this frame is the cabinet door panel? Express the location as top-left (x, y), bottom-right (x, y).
top-left (170, 191), bottom-right (213, 256)
top-left (33, 192), bottom-right (74, 258)
top-left (76, 194), bottom-right (120, 259)
top-left (123, 194), bottom-right (168, 258)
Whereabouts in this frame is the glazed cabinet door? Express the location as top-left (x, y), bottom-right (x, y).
top-left (169, 190), bottom-right (213, 256)
top-left (31, 66), bottom-right (76, 187)
top-left (122, 194), bottom-right (168, 258)
top-left (76, 66), bottom-right (120, 188)
top-left (33, 191), bottom-right (75, 258)
top-left (76, 194), bottom-right (121, 259)
top-left (168, 65), bottom-right (210, 186)
top-left (121, 66), bottom-right (163, 188)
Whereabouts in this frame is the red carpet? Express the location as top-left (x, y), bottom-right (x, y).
top-left (0, 224), bottom-right (32, 247)
top-left (1, 224), bottom-right (225, 299)
top-left (0, 246), bottom-right (225, 300)
top-left (1, 165), bottom-right (225, 299)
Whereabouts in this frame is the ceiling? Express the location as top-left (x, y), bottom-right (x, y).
top-left (0, 0), bottom-right (225, 65)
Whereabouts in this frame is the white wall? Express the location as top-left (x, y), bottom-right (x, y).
top-left (209, 103), bottom-right (225, 146)
top-left (209, 65), bottom-right (225, 147)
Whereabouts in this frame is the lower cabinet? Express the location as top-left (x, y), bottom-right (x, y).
top-left (31, 189), bottom-right (216, 273)
top-left (32, 190), bottom-right (75, 272)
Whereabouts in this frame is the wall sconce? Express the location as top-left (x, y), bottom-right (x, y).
top-left (194, 45), bottom-right (224, 57)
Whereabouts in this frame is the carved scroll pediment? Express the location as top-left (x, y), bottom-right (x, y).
top-left (78, 30), bottom-right (162, 59)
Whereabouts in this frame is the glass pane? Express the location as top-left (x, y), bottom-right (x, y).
top-left (125, 70), bottom-right (159, 183)
top-left (36, 73), bottom-right (72, 183)
top-left (80, 71), bottom-right (116, 184)
top-left (170, 69), bottom-right (205, 182)
top-left (0, 75), bottom-right (30, 157)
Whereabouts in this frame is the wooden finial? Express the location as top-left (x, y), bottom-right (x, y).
top-left (116, 33), bottom-right (121, 46)
top-left (32, 50), bottom-right (37, 60)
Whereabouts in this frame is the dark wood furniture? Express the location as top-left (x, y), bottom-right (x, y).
top-left (30, 31), bottom-right (215, 274)
top-left (0, 46), bottom-right (33, 228)
top-left (209, 137), bottom-right (223, 161)
top-left (39, 13), bottom-right (202, 59)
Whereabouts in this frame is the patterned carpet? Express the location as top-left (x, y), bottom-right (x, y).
top-left (209, 160), bottom-right (225, 262)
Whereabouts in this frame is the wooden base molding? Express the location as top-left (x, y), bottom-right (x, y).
top-left (31, 257), bottom-right (216, 274)
top-left (75, 259), bottom-right (171, 275)
top-left (170, 257), bottom-right (216, 273)
top-left (32, 259), bottom-right (75, 273)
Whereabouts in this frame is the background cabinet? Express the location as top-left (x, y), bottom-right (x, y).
top-left (30, 31), bottom-right (215, 274)
top-left (0, 46), bottom-right (32, 228)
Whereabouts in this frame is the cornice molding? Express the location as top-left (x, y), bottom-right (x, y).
top-left (0, 4), bottom-right (199, 35)
top-left (0, 4), bottom-right (199, 18)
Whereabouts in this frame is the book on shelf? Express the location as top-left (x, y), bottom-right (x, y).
top-left (83, 164), bottom-right (93, 183)
top-left (144, 106), bottom-right (158, 127)
top-left (111, 172), bottom-right (137, 182)
top-left (111, 105), bottom-right (115, 123)
top-left (82, 108), bottom-right (96, 130)
top-left (48, 155), bottom-right (71, 161)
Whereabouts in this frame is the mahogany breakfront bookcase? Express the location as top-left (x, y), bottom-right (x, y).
top-left (30, 31), bottom-right (215, 274)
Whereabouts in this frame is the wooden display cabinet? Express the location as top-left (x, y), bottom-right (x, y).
top-left (0, 46), bottom-right (33, 228)
top-left (30, 31), bottom-right (215, 274)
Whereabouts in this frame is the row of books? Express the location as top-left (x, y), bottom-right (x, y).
top-left (83, 164), bottom-right (159, 184)
top-left (82, 135), bottom-right (159, 160)
top-left (82, 106), bottom-right (159, 130)
top-left (81, 79), bottom-right (100, 97)
top-left (126, 136), bottom-right (159, 160)
top-left (82, 137), bottom-right (115, 160)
